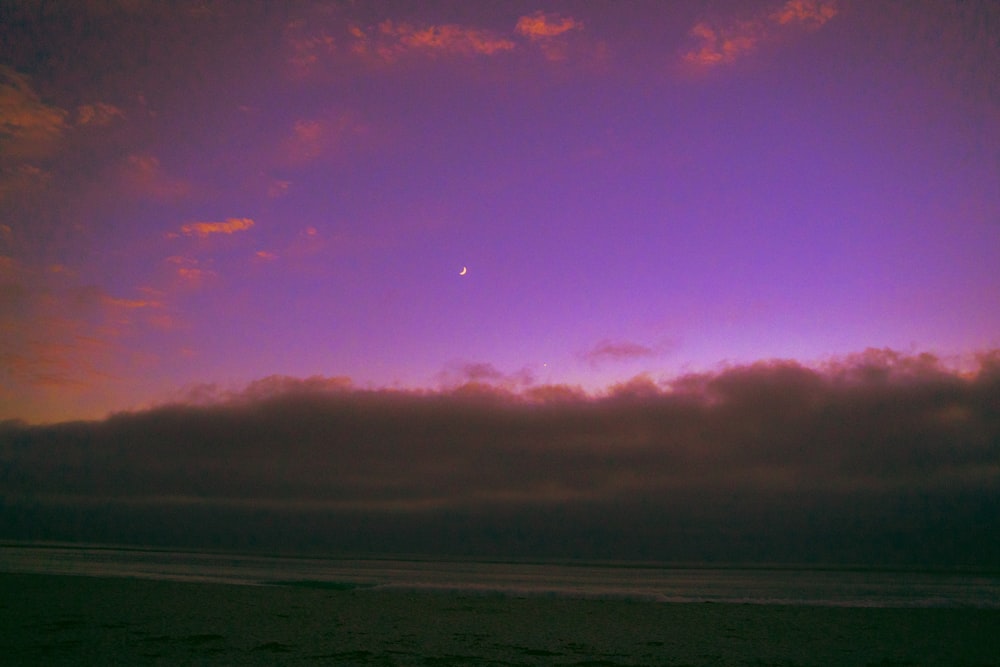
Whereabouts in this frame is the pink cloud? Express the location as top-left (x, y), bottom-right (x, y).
top-left (682, 0), bottom-right (838, 68)
top-left (179, 217), bottom-right (255, 238)
top-left (514, 12), bottom-right (583, 40)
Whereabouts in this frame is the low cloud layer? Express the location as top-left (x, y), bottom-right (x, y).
top-left (2, 350), bottom-right (998, 566)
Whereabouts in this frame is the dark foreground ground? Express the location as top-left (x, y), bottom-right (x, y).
top-left (1, 572), bottom-right (998, 666)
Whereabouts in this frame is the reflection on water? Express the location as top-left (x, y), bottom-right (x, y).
top-left (2, 542), bottom-right (998, 608)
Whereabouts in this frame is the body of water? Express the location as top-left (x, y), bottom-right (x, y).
top-left (2, 542), bottom-right (997, 609)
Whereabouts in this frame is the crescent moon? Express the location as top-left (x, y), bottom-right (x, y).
top-left (459, 266), bottom-right (467, 276)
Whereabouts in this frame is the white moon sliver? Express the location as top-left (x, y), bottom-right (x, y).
top-left (459, 266), bottom-right (467, 276)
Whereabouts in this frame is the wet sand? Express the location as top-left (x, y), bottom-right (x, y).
top-left (2, 572), bottom-right (998, 666)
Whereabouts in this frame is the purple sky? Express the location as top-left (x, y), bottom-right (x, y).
top-left (2, 0), bottom-right (999, 423)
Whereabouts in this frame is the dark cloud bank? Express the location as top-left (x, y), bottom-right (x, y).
top-left (3, 350), bottom-right (999, 568)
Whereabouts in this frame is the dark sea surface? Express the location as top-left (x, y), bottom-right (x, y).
top-left (2, 542), bottom-right (998, 608)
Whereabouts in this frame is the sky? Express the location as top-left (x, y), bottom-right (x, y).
top-left (1, 1), bottom-right (1000, 565)
top-left (1, 0), bottom-right (998, 423)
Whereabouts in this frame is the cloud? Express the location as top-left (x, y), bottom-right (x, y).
top-left (176, 267), bottom-right (215, 283)
top-left (514, 12), bottom-right (583, 40)
top-left (267, 179), bottom-right (291, 198)
top-left (455, 361), bottom-right (506, 382)
top-left (2, 350), bottom-right (998, 565)
top-left (0, 338), bottom-right (112, 389)
top-left (121, 154), bottom-right (191, 201)
top-left (280, 114), bottom-right (365, 166)
top-left (101, 295), bottom-right (162, 309)
top-left (164, 255), bottom-right (214, 284)
top-left (771, 0), bottom-right (838, 26)
top-left (285, 10), bottom-right (594, 77)
top-left (437, 361), bottom-right (535, 391)
top-left (514, 11), bottom-right (586, 62)
top-left (370, 21), bottom-right (516, 59)
top-left (284, 19), bottom-right (338, 76)
top-left (0, 164), bottom-right (51, 204)
top-left (179, 217), bottom-right (255, 238)
top-left (0, 67), bottom-right (69, 160)
top-left (75, 102), bottom-right (125, 127)
top-left (683, 21), bottom-right (761, 67)
top-left (0, 258), bottom-right (160, 404)
top-left (682, 0), bottom-right (838, 67)
top-left (579, 338), bottom-right (657, 365)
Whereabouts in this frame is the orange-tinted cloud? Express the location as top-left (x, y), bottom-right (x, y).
top-left (682, 0), bottom-right (838, 67)
top-left (0, 66), bottom-right (69, 160)
top-left (515, 11), bottom-right (583, 40)
top-left (179, 217), bottom-right (255, 238)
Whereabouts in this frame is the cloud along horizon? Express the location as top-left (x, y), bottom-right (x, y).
top-left (1, 1), bottom-right (999, 565)
top-left (3, 349), bottom-right (998, 566)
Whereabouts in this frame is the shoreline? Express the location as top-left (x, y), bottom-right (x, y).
top-left (6, 540), bottom-right (999, 576)
top-left (3, 572), bottom-right (999, 666)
